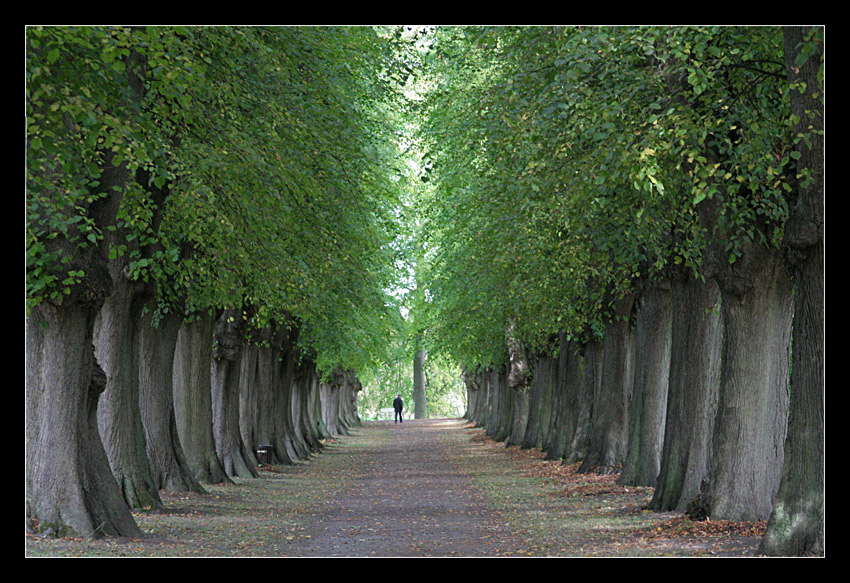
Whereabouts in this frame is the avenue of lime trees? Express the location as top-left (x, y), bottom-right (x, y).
top-left (26, 26), bottom-right (823, 556)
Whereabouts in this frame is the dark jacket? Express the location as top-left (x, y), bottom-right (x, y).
top-left (393, 397), bottom-right (403, 411)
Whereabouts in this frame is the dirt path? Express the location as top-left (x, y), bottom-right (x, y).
top-left (25, 418), bottom-right (765, 557)
top-left (285, 419), bottom-right (525, 557)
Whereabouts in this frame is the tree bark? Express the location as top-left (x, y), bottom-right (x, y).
top-left (706, 245), bottom-right (793, 521)
top-left (619, 280), bottom-right (672, 487)
top-left (535, 353), bottom-right (558, 451)
top-left (487, 367), bottom-right (513, 442)
top-left (211, 308), bottom-right (257, 479)
top-left (320, 375), bottom-right (341, 437)
top-left (650, 273), bottom-right (722, 512)
top-left (338, 373), bottom-right (363, 432)
top-left (543, 338), bottom-right (581, 460)
top-left (507, 382), bottom-right (531, 447)
top-left (94, 267), bottom-right (164, 511)
top-left (567, 339), bottom-right (602, 465)
top-left (238, 340), bottom-right (261, 468)
top-left (288, 358), bottom-right (315, 460)
top-left (462, 369), bottom-right (482, 424)
top-left (759, 25), bottom-right (824, 556)
top-left (254, 326), bottom-right (294, 465)
top-left (173, 313), bottom-right (231, 485)
top-left (26, 303), bottom-right (142, 538)
top-left (413, 347), bottom-right (428, 419)
top-left (300, 366), bottom-right (326, 453)
top-left (522, 354), bottom-right (556, 450)
top-left (138, 305), bottom-right (206, 494)
top-left (579, 293), bottom-right (635, 475)
top-left (505, 318), bottom-right (531, 447)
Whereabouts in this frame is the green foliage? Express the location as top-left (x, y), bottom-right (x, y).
top-left (415, 26), bottom-right (799, 370)
top-left (358, 341), bottom-right (466, 420)
top-left (26, 26), bottom-right (405, 380)
top-left (25, 24), bottom-right (807, 386)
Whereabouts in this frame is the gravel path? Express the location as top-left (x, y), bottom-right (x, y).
top-left (286, 419), bottom-right (524, 557)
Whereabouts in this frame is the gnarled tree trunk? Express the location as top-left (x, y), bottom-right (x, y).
top-left (337, 372), bottom-right (362, 434)
top-left (95, 270), bottom-right (164, 512)
top-left (706, 245), bottom-right (793, 521)
top-left (462, 369), bottom-right (482, 424)
top-left (287, 358), bottom-right (314, 460)
top-left (138, 305), bottom-right (205, 494)
top-left (543, 337), bottom-right (581, 461)
top-left (760, 26), bottom-right (824, 556)
top-left (506, 319), bottom-right (532, 447)
top-left (579, 293), bottom-right (635, 475)
top-left (173, 313), bottom-right (231, 485)
top-left (26, 303), bottom-right (142, 538)
top-left (650, 273), bottom-right (721, 512)
top-left (238, 339), bottom-right (261, 469)
top-left (522, 353), bottom-right (556, 450)
top-left (567, 339), bottom-right (602, 465)
top-left (211, 308), bottom-right (257, 479)
top-left (618, 280), bottom-right (672, 487)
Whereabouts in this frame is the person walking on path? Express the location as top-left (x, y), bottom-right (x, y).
top-left (393, 394), bottom-right (404, 423)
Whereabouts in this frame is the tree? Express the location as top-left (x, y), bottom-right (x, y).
top-left (649, 270), bottom-right (722, 512)
top-left (759, 25), bottom-right (824, 557)
top-left (419, 25), bottom-right (817, 539)
top-left (211, 308), bottom-right (258, 479)
top-left (26, 26), bottom-right (154, 537)
top-left (413, 347), bottom-right (428, 419)
top-left (658, 26), bottom-right (795, 521)
top-left (27, 25), bottom-right (404, 537)
top-left (618, 279), bottom-right (672, 487)
top-left (138, 304), bottom-right (206, 494)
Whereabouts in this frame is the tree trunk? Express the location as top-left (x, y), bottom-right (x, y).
top-left (487, 367), bottom-right (513, 442)
top-left (288, 359), bottom-right (314, 460)
top-left (254, 326), bottom-right (293, 465)
top-left (173, 313), bottom-right (231, 485)
top-left (300, 366), bottom-right (326, 453)
top-left (474, 369), bottom-right (489, 427)
top-left (522, 354), bottom-right (556, 450)
top-left (462, 369), bottom-right (482, 424)
top-left (26, 303), bottom-right (141, 538)
top-left (507, 382), bottom-right (531, 447)
top-left (413, 347), bottom-right (428, 419)
top-left (320, 378), bottom-right (341, 437)
top-left (619, 280), bottom-right (672, 487)
top-left (579, 293), bottom-right (635, 475)
top-left (543, 336), bottom-right (580, 460)
top-left (277, 359), bottom-right (302, 463)
top-left (339, 374), bottom-right (363, 432)
top-left (760, 25), bottom-right (824, 556)
top-left (650, 273), bottom-right (722, 512)
top-left (705, 244), bottom-right (793, 521)
top-left (567, 339), bottom-right (602, 465)
top-left (94, 271), bottom-right (164, 511)
top-left (535, 353), bottom-right (558, 451)
top-left (505, 318), bottom-right (531, 447)
top-left (238, 340), bottom-right (261, 469)
top-left (138, 305), bottom-right (206, 494)
top-left (211, 309), bottom-right (257, 479)
top-left (479, 369), bottom-right (494, 429)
